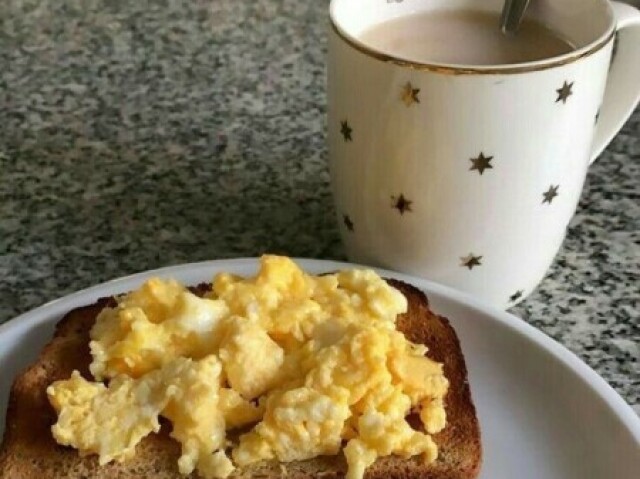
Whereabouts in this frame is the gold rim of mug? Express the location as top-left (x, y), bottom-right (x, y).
top-left (329, 20), bottom-right (616, 75)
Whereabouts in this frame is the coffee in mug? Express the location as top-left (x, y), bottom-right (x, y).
top-left (358, 10), bottom-right (574, 65)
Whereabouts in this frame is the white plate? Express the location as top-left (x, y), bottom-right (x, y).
top-left (1, 258), bottom-right (639, 478)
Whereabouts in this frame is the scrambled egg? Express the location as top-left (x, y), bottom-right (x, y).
top-left (48, 255), bottom-right (449, 479)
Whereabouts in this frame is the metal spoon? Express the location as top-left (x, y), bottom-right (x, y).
top-left (500, 0), bottom-right (531, 35)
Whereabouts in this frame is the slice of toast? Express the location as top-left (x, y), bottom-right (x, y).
top-left (0, 280), bottom-right (481, 478)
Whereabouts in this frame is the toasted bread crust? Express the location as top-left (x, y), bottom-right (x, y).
top-left (0, 280), bottom-right (481, 478)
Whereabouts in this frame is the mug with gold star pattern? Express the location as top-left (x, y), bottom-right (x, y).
top-left (327, 0), bottom-right (640, 309)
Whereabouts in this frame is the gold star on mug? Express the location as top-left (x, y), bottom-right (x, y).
top-left (401, 82), bottom-right (420, 107)
top-left (343, 214), bottom-right (354, 231)
top-left (509, 290), bottom-right (524, 302)
top-left (469, 152), bottom-right (493, 175)
top-left (391, 194), bottom-right (413, 215)
top-left (556, 81), bottom-right (574, 104)
top-left (340, 120), bottom-right (352, 141)
top-left (542, 185), bottom-right (559, 204)
top-left (460, 253), bottom-right (482, 270)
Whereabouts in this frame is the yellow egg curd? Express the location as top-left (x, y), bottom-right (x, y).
top-left (48, 255), bottom-right (448, 479)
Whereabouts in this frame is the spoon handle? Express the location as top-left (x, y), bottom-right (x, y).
top-left (500, 0), bottom-right (532, 34)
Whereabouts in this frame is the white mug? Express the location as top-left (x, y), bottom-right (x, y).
top-left (327, 0), bottom-right (640, 309)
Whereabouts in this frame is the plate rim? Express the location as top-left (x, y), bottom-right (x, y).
top-left (1, 257), bottom-right (639, 445)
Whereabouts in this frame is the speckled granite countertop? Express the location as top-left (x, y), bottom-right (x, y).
top-left (0, 1), bottom-right (638, 412)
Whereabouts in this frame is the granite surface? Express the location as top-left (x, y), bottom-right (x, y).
top-left (0, 0), bottom-right (638, 414)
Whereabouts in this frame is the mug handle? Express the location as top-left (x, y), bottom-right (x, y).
top-left (591, 1), bottom-right (640, 163)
